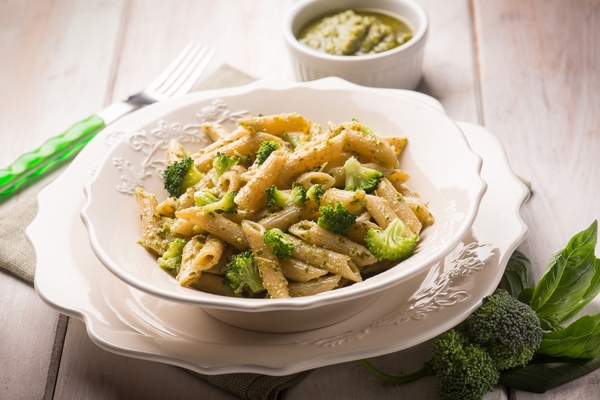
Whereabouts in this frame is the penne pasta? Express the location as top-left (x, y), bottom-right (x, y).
top-left (376, 178), bottom-right (422, 234)
top-left (289, 275), bottom-right (342, 297)
top-left (175, 207), bottom-right (248, 250)
top-left (288, 220), bottom-right (377, 268)
top-left (136, 112), bottom-right (434, 299)
top-left (238, 113), bottom-right (312, 135)
top-left (235, 149), bottom-right (288, 210)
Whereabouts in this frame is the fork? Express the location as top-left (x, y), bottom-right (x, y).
top-left (0, 41), bottom-right (215, 196)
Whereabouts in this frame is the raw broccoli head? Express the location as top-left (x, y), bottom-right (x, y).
top-left (431, 329), bottom-right (500, 400)
top-left (461, 288), bottom-right (543, 370)
top-left (225, 251), bottom-right (265, 295)
top-left (194, 189), bottom-right (219, 207)
top-left (212, 152), bottom-right (240, 184)
top-left (317, 201), bottom-right (357, 235)
top-left (255, 140), bottom-right (281, 165)
top-left (282, 133), bottom-right (306, 150)
top-left (343, 157), bottom-right (384, 193)
top-left (306, 184), bottom-right (325, 203)
top-left (266, 184), bottom-right (307, 208)
top-left (364, 218), bottom-right (417, 261)
top-left (157, 238), bottom-right (187, 274)
top-left (263, 228), bottom-right (294, 259)
top-left (202, 191), bottom-right (238, 214)
top-left (163, 157), bottom-right (204, 197)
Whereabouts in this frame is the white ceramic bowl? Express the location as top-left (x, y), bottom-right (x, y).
top-left (81, 77), bottom-right (486, 333)
top-left (283, 0), bottom-right (428, 89)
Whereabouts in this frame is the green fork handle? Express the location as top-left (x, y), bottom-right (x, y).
top-left (0, 115), bottom-right (105, 195)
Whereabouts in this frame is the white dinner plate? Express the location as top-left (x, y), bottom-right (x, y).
top-left (28, 78), bottom-right (529, 375)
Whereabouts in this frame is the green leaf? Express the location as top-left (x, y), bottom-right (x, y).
top-left (499, 355), bottom-right (600, 393)
top-left (538, 313), bottom-right (600, 358)
top-left (517, 287), bottom-right (534, 305)
top-left (530, 221), bottom-right (598, 324)
top-left (504, 250), bottom-right (535, 299)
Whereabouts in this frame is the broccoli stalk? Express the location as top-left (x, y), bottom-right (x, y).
top-left (359, 289), bottom-right (543, 400)
top-left (343, 157), bottom-right (384, 193)
top-left (212, 152), bottom-right (240, 184)
top-left (263, 228), bottom-right (294, 258)
top-left (317, 201), bottom-right (357, 235)
top-left (202, 191), bottom-right (238, 214)
top-left (194, 189), bottom-right (219, 207)
top-left (157, 238), bottom-right (187, 274)
top-left (364, 218), bottom-right (418, 261)
top-left (255, 140), bottom-right (281, 165)
top-left (163, 157), bottom-right (204, 197)
top-left (282, 133), bottom-right (306, 150)
top-left (266, 184), bottom-right (307, 208)
top-left (225, 251), bottom-right (265, 295)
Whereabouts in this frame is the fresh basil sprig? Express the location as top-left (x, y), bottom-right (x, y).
top-left (529, 220), bottom-right (599, 331)
top-left (500, 220), bottom-right (600, 393)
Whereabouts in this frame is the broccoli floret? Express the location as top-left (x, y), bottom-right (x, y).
top-left (462, 288), bottom-right (543, 370)
top-left (358, 329), bottom-right (499, 400)
top-left (317, 201), bottom-right (357, 235)
top-left (431, 329), bottom-right (500, 400)
top-left (224, 251), bottom-right (265, 295)
top-left (163, 157), bottom-right (203, 197)
top-left (255, 140), bottom-right (281, 165)
top-left (263, 228), bottom-right (294, 258)
top-left (202, 191), bottom-right (238, 214)
top-left (364, 218), bottom-right (418, 261)
top-left (358, 290), bottom-right (542, 399)
top-left (194, 189), bottom-right (219, 207)
top-left (343, 157), bottom-right (384, 193)
top-left (282, 133), bottom-right (306, 150)
top-left (157, 238), bottom-right (187, 274)
top-left (212, 152), bottom-right (240, 184)
top-left (306, 184), bottom-right (325, 203)
top-left (266, 184), bottom-right (306, 208)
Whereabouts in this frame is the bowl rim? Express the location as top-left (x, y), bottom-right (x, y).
top-left (282, 0), bottom-right (429, 62)
top-left (81, 77), bottom-right (486, 313)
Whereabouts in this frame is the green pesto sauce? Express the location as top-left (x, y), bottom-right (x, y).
top-left (298, 9), bottom-right (413, 56)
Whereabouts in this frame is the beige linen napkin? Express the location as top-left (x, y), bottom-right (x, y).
top-left (0, 64), bottom-right (310, 400)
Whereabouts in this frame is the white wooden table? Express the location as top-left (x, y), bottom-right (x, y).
top-left (1, 1), bottom-right (599, 399)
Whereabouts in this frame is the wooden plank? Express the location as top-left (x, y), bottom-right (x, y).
top-left (416, 0), bottom-right (481, 123)
top-left (0, 0), bottom-right (126, 398)
top-left (53, 319), bottom-right (239, 400)
top-left (472, 0), bottom-right (600, 397)
top-left (108, 0), bottom-right (297, 104)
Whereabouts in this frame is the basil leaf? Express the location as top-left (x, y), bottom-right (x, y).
top-left (517, 287), bottom-right (534, 305)
top-left (504, 250), bottom-right (535, 299)
top-left (538, 313), bottom-right (600, 358)
top-left (530, 221), bottom-right (598, 324)
top-left (499, 355), bottom-right (600, 393)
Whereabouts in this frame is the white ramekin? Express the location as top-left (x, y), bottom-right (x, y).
top-left (283, 0), bottom-right (429, 89)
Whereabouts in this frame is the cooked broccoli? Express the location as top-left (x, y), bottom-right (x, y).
top-left (263, 228), bottom-right (294, 258)
top-left (343, 157), bottom-right (384, 193)
top-left (364, 218), bottom-right (418, 261)
top-left (255, 140), bottom-right (281, 165)
top-left (282, 133), bottom-right (306, 150)
top-left (462, 288), bottom-right (543, 370)
top-left (351, 118), bottom-right (375, 135)
top-left (358, 288), bottom-right (543, 400)
top-left (317, 201), bottom-right (357, 235)
top-left (202, 191), bottom-right (238, 214)
top-left (163, 157), bottom-right (203, 197)
top-left (212, 152), bottom-right (240, 184)
top-left (224, 251), bottom-right (265, 295)
top-left (194, 189), bottom-right (219, 207)
top-left (306, 184), bottom-right (325, 203)
top-left (157, 238), bottom-right (187, 274)
top-left (266, 184), bottom-right (306, 208)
